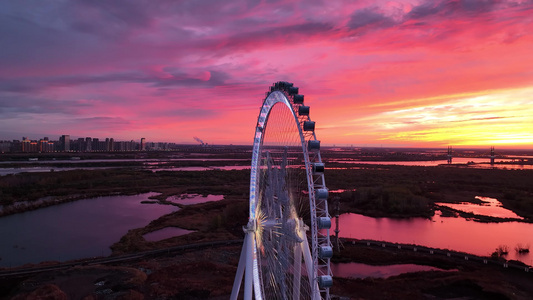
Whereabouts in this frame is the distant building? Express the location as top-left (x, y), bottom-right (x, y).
top-left (22, 137), bottom-right (38, 152)
top-left (76, 138), bottom-right (85, 152)
top-left (59, 135), bottom-right (70, 152)
top-left (38, 139), bottom-right (54, 152)
top-left (141, 138), bottom-right (146, 151)
top-left (0, 135), bottom-right (152, 153)
top-left (93, 138), bottom-right (106, 151)
top-left (0, 140), bottom-right (12, 153)
top-left (85, 137), bottom-right (92, 152)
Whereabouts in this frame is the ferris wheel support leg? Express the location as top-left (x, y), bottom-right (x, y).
top-left (293, 240), bottom-right (302, 300)
top-left (301, 235), bottom-right (320, 300)
top-left (230, 233), bottom-right (250, 300)
top-left (244, 231), bottom-right (255, 300)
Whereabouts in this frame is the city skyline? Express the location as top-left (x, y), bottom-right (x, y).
top-left (2, 133), bottom-right (532, 152)
top-left (1, 1), bottom-right (532, 147)
top-left (0, 134), bottom-right (159, 153)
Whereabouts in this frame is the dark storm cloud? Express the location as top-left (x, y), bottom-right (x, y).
top-left (0, 74), bottom-right (137, 93)
top-left (407, 0), bottom-right (520, 20)
top-left (1, 0), bottom-right (315, 77)
top-left (0, 1), bottom-right (189, 70)
top-left (259, 21), bottom-right (335, 38)
top-left (0, 12), bottom-right (71, 67)
top-left (346, 0), bottom-right (527, 34)
top-left (0, 6), bottom-right (122, 70)
top-left (0, 95), bottom-right (88, 116)
top-left (75, 116), bottom-right (133, 128)
top-left (151, 70), bottom-right (230, 88)
top-left (75, 0), bottom-right (154, 28)
top-left (0, 68), bottom-right (231, 95)
top-left (0, 79), bottom-right (43, 93)
top-left (228, 21), bottom-right (335, 46)
top-left (156, 108), bottom-right (218, 119)
top-left (347, 8), bottom-right (397, 30)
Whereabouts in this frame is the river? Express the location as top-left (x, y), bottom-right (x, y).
top-left (0, 193), bottom-right (178, 267)
top-left (1, 156), bottom-right (532, 176)
top-left (330, 157), bottom-right (533, 170)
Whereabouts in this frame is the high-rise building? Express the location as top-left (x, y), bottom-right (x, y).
top-left (77, 138), bottom-right (85, 152)
top-left (140, 138), bottom-right (146, 151)
top-left (85, 137), bottom-right (92, 152)
top-left (38, 139), bottom-right (48, 152)
top-left (92, 138), bottom-right (100, 151)
top-left (21, 137), bottom-right (34, 152)
top-left (59, 135), bottom-right (70, 152)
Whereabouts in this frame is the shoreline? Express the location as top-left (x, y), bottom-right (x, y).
top-left (1, 238), bottom-right (532, 299)
top-left (2, 237), bottom-right (530, 272)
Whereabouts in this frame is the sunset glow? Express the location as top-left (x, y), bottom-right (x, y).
top-left (1, 0), bottom-right (532, 147)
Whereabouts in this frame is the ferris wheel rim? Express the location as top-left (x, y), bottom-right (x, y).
top-left (248, 82), bottom-right (332, 299)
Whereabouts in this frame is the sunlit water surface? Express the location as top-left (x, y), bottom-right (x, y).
top-left (435, 196), bottom-right (523, 219)
top-left (339, 211), bottom-right (533, 265)
top-left (2, 156), bottom-right (532, 176)
top-left (329, 157), bottom-right (533, 170)
top-left (168, 194), bottom-right (224, 205)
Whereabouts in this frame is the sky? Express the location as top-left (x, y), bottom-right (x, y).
top-left (1, 0), bottom-right (532, 148)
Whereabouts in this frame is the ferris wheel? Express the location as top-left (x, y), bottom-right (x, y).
top-left (231, 82), bottom-right (333, 300)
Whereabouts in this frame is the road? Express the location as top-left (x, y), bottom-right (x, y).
top-left (1, 238), bottom-right (530, 278)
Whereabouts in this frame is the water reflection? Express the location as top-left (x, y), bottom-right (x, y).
top-left (0, 158), bottom-right (250, 165)
top-left (339, 212), bottom-right (533, 265)
top-left (0, 193), bottom-right (178, 267)
top-left (328, 157), bottom-right (533, 170)
top-left (150, 166), bottom-right (250, 172)
top-left (331, 262), bottom-right (453, 279)
top-left (0, 167), bottom-right (112, 176)
top-left (329, 189), bottom-right (357, 193)
top-left (0, 165), bottom-right (252, 176)
top-left (3, 157), bottom-right (531, 176)
top-left (435, 196), bottom-right (523, 219)
top-left (169, 194), bottom-right (224, 205)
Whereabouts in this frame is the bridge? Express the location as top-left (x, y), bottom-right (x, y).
top-left (446, 146), bottom-right (532, 165)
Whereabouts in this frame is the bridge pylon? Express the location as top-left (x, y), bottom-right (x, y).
top-left (447, 146), bottom-right (453, 164)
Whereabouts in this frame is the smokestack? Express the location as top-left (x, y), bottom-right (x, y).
top-left (193, 136), bottom-right (204, 145)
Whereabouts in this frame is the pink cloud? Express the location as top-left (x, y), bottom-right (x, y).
top-left (0, 0), bottom-right (532, 146)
